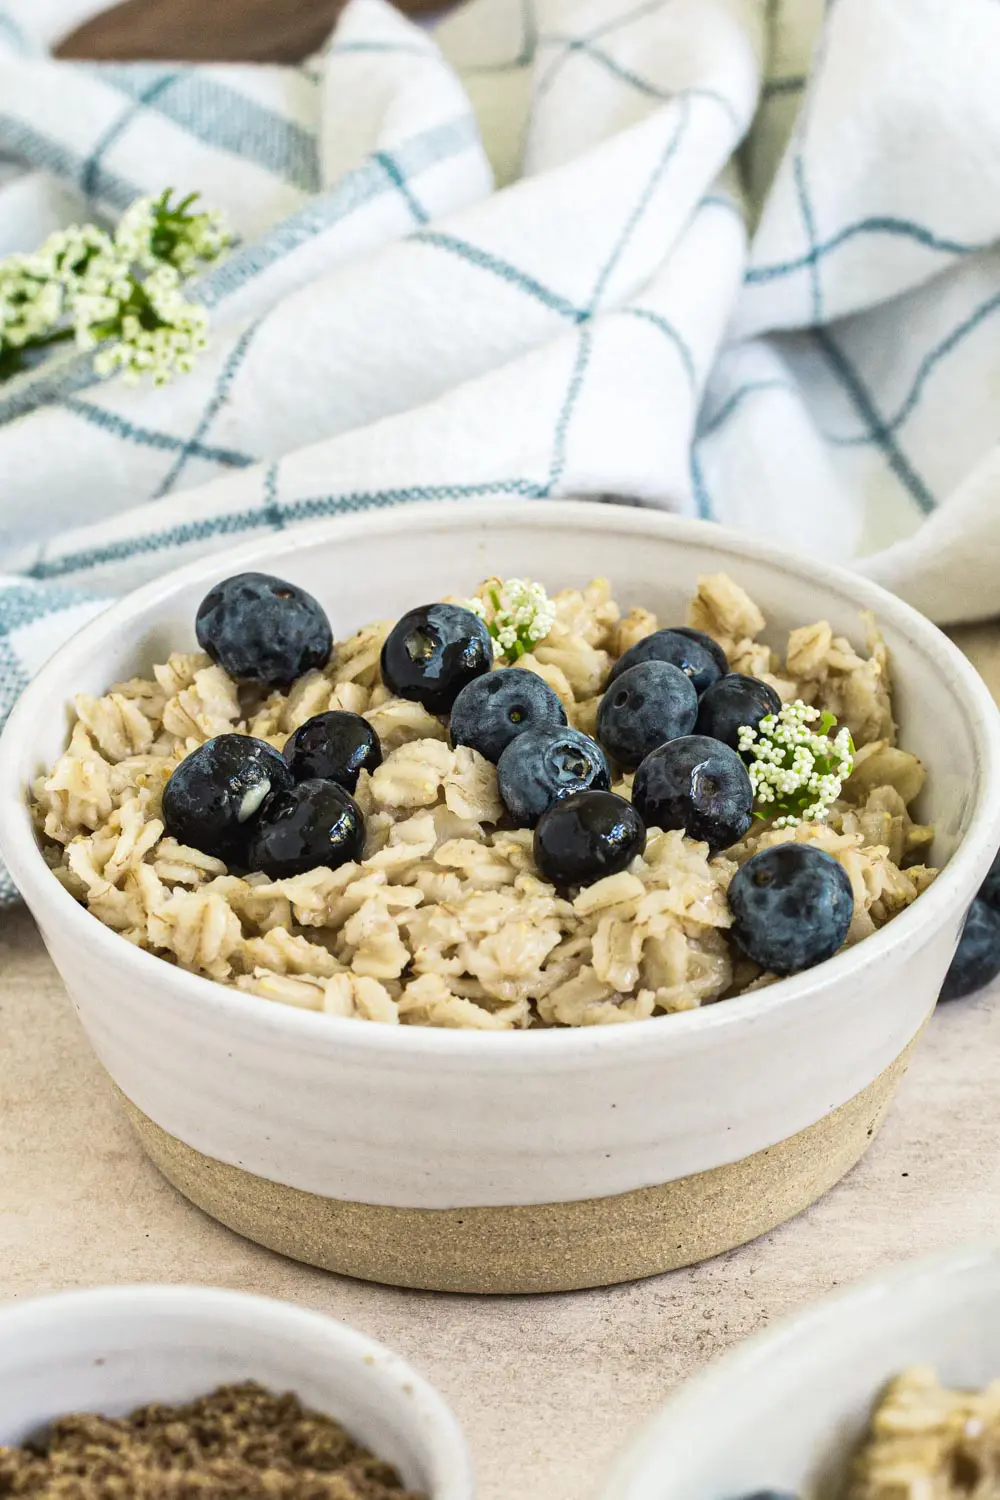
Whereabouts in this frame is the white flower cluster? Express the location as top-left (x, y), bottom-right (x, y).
top-left (738, 699), bottom-right (854, 828)
top-left (114, 191), bottom-right (230, 274)
top-left (0, 190), bottom-right (229, 385)
top-left (466, 578), bottom-right (557, 662)
top-left (92, 268), bottom-right (210, 386)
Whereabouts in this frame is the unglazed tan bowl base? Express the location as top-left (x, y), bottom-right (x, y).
top-left (117, 1035), bottom-right (917, 1295)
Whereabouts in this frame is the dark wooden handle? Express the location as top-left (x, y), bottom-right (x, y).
top-left (57, 0), bottom-right (447, 63)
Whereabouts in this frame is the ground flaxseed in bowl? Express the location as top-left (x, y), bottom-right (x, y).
top-left (33, 570), bottom-right (938, 1030)
top-left (0, 1382), bottom-right (425, 1499)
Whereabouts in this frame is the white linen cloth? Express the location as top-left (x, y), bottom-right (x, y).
top-left (0, 0), bottom-right (999, 901)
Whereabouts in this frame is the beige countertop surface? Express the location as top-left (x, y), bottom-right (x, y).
top-left (4, 621), bottom-right (1000, 1500)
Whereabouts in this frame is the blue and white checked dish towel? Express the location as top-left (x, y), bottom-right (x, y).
top-left (1, 0), bottom-right (1000, 818)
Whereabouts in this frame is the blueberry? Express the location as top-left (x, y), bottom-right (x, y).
top-left (597, 660), bottom-right (698, 770)
top-left (671, 626), bottom-right (729, 679)
top-left (162, 734), bottom-right (293, 866)
top-left (978, 849), bottom-right (1000, 912)
top-left (727, 1491), bottom-right (799, 1500)
top-left (728, 844), bottom-right (854, 974)
top-left (283, 711), bottom-right (381, 792)
top-left (534, 791), bottom-right (646, 889)
top-left (609, 628), bottom-right (724, 695)
top-left (246, 778), bottom-right (365, 879)
top-left (450, 668), bottom-right (567, 764)
top-left (380, 603), bottom-right (493, 715)
top-left (497, 726), bottom-right (611, 829)
top-left (631, 735), bottom-right (752, 854)
top-left (695, 673), bottom-right (781, 753)
top-left (195, 573), bottom-right (332, 689)
top-left (939, 898), bottom-right (1000, 1001)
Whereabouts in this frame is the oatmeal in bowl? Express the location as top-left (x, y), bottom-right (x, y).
top-left (598, 1245), bottom-right (1000, 1500)
top-left (3, 501), bottom-right (999, 1292)
top-left (35, 566), bottom-right (936, 1030)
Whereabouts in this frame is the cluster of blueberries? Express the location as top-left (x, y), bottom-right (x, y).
top-left (160, 571), bottom-right (862, 981)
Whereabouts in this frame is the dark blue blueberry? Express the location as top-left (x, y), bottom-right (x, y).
top-left (728, 844), bottom-right (854, 974)
top-left (450, 667), bottom-right (567, 764)
top-left (939, 898), bottom-right (1000, 1001)
top-left (695, 673), bottom-right (781, 752)
top-left (162, 733), bottom-right (293, 866)
top-left (195, 573), bottom-right (332, 689)
top-left (631, 734), bottom-right (752, 854)
top-left (609, 628), bottom-right (725, 695)
top-left (671, 626), bottom-right (729, 679)
top-left (246, 778), bottom-right (365, 879)
top-left (978, 848), bottom-right (1000, 912)
top-left (283, 711), bottom-right (381, 792)
top-left (497, 726), bottom-right (610, 829)
top-left (380, 603), bottom-right (493, 715)
top-left (534, 791), bottom-right (646, 889)
top-left (597, 659), bottom-right (698, 770)
top-left (727, 1491), bottom-right (799, 1500)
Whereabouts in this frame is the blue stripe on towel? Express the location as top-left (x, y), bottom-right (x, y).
top-left (26, 479), bottom-right (548, 581)
top-left (827, 288), bottom-right (1000, 447)
top-left (746, 216), bottom-right (989, 285)
top-left (813, 327), bottom-right (937, 514)
top-left (92, 65), bottom-right (321, 190)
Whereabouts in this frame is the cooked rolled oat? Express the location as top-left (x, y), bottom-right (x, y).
top-left (34, 574), bottom-right (937, 1029)
top-left (849, 1366), bottom-right (1000, 1500)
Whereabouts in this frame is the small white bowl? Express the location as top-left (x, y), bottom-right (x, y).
top-left (598, 1243), bottom-right (1000, 1500)
top-left (0, 1285), bottom-right (472, 1498)
top-left (1, 501), bottom-right (999, 1293)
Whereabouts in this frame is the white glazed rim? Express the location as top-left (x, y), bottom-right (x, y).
top-left (598, 1241), bottom-right (1000, 1497)
top-left (3, 500), bottom-right (1000, 1060)
top-left (0, 1284), bottom-right (473, 1499)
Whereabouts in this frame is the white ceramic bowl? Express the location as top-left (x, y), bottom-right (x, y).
top-left (598, 1243), bottom-right (1000, 1500)
top-left (0, 1284), bottom-right (472, 1497)
top-left (2, 501), bottom-right (999, 1294)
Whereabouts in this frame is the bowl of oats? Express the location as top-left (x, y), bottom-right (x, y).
top-left (1, 501), bottom-right (998, 1293)
top-left (598, 1243), bottom-right (1000, 1500)
top-left (0, 1284), bottom-right (472, 1499)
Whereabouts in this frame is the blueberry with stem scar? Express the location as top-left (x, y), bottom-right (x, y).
top-left (162, 734), bottom-right (293, 866)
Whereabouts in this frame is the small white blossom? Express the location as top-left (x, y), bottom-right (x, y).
top-left (739, 699), bottom-right (854, 828)
top-left (0, 188), bottom-right (228, 385)
top-left (114, 190), bottom-right (230, 275)
top-left (463, 578), bottom-right (557, 663)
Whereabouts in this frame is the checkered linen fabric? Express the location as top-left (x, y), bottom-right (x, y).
top-left (1, 0), bottom-right (1000, 902)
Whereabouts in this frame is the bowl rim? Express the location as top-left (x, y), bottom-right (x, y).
top-left (3, 498), bottom-right (1000, 1059)
top-left (597, 1241), bottom-right (1000, 1497)
top-left (0, 1283), bottom-right (473, 1497)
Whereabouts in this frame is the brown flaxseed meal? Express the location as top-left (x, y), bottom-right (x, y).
top-left (0, 1381), bottom-right (426, 1499)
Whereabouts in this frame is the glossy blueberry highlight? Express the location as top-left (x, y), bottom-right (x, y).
top-left (695, 673), bottom-right (781, 753)
top-left (450, 668), bottom-right (567, 764)
top-left (728, 844), bottom-right (854, 974)
top-left (534, 791), bottom-right (645, 889)
top-left (162, 733), bottom-right (293, 866)
top-left (631, 734), bottom-right (752, 854)
top-left (939, 898), bottom-right (1000, 1002)
top-left (246, 778), bottom-right (365, 879)
top-left (497, 726), bottom-right (610, 829)
top-left (609, 627), bottom-right (725, 695)
top-left (195, 573), bottom-right (332, 689)
top-left (596, 659), bottom-right (698, 770)
top-left (380, 603), bottom-right (493, 715)
top-left (671, 626), bottom-right (729, 679)
top-left (283, 711), bottom-right (381, 792)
